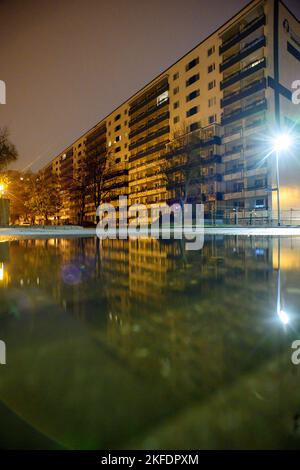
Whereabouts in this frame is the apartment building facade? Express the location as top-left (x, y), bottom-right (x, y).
top-left (41, 0), bottom-right (300, 225)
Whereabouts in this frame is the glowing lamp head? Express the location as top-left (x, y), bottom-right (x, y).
top-left (0, 183), bottom-right (5, 193)
top-left (278, 309), bottom-right (289, 325)
top-left (273, 134), bottom-right (292, 152)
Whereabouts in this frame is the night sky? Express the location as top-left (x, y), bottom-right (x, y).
top-left (1, 0), bottom-right (300, 172)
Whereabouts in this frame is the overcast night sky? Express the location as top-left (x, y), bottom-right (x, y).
top-left (1, 0), bottom-right (300, 172)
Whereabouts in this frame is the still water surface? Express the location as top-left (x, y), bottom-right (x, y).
top-left (0, 235), bottom-right (300, 449)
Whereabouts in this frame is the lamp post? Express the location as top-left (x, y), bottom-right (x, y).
top-left (272, 134), bottom-right (292, 227)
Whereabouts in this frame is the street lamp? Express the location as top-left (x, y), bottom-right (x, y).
top-left (272, 133), bottom-right (292, 226)
top-left (0, 183), bottom-right (6, 197)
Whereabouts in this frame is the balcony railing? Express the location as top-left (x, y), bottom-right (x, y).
top-left (220, 57), bottom-right (266, 90)
top-left (129, 82), bottom-right (169, 115)
top-left (129, 99), bottom-right (169, 127)
top-left (221, 98), bottom-right (267, 125)
top-left (221, 78), bottom-right (266, 107)
top-left (129, 141), bottom-right (168, 163)
top-left (220, 36), bottom-right (266, 72)
top-left (220, 14), bottom-right (266, 54)
top-left (129, 126), bottom-right (170, 151)
top-left (129, 111), bottom-right (169, 139)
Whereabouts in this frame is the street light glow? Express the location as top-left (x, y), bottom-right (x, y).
top-left (277, 309), bottom-right (289, 325)
top-left (273, 134), bottom-right (292, 152)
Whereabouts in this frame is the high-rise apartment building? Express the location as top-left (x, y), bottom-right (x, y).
top-left (41, 0), bottom-right (300, 225)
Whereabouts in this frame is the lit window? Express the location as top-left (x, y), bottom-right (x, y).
top-left (157, 90), bottom-right (169, 106)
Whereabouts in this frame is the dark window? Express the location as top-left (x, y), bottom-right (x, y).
top-left (208, 114), bottom-right (216, 124)
top-left (208, 63), bottom-right (215, 73)
top-left (186, 74), bottom-right (200, 87)
top-left (186, 57), bottom-right (199, 71)
top-left (114, 114), bottom-right (121, 121)
top-left (186, 89), bottom-right (200, 102)
top-left (115, 124), bottom-right (121, 132)
top-left (207, 46), bottom-right (215, 57)
top-left (190, 122), bottom-right (199, 132)
top-left (115, 158), bottom-right (121, 164)
top-left (115, 146), bottom-right (121, 153)
top-left (186, 106), bottom-right (198, 117)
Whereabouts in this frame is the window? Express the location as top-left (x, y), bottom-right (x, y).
top-left (208, 63), bottom-right (215, 73)
top-left (173, 116), bottom-right (180, 124)
top-left (173, 72), bottom-right (179, 80)
top-left (186, 57), bottom-right (199, 71)
top-left (115, 135), bottom-right (121, 142)
top-left (208, 80), bottom-right (216, 90)
top-left (207, 46), bottom-right (215, 57)
top-left (78, 151), bottom-right (82, 156)
top-left (124, 109), bottom-right (128, 115)
top-left (78, 143), bottom-right (82, 148)
top-left (157, 90), bottom-right (168, 105)
top-left (186, 74), bottom-right (200, 87)
top-left (173, 86), bottom-right (179, 95)
top-left (186, 89), bottom-right (200, 102)
top-left (208, 114), bottom-right (216, 124)
top-left (115, 124), bottom-right (121, 132)
top-left (114, 114), bottom-right (121, 121)
top-left (115, 158), bottom-right (121, 164)
top-left (190, 122), bottom-right (199, 132)
top-left (173, 101), bottom-right (179, 109)
top-left (208, 97), bottom-right (216, 107)
top-left (186, 106), bottom-right (198, 117)
top-left (115, 146), bottom-right (121, 153)
top-left (255, 199), bottom-right (265, 208)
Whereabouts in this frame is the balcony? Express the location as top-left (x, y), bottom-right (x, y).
top-left (221, 78), bottom-right (266, 107)
top-left (220, 57), bottom-right (266, 90)
top-left (220, 36), bottom-right (266, 72)
top-left (104, 180), bottom-right (129, 191)
top-left (220, 14), bottom-right (266, 54)
top-left (203, 173), bottom-right (223, 183)
top-left (129, 141), bottom-right (168, 163)
top-left (129, 82), bottom-right (169, 115)
top-left (129, 111), bottom-right (169, 139)
top-left (129, 126), bottom-right (170, 151)
top-left (221, 98), bottom-right (267, 126)
top-left (129, 99), bottom-right (169, 127)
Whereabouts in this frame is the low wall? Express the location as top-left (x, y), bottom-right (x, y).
top-left (0, 199), bottom-right (9, 226)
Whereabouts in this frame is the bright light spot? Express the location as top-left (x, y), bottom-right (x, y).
top-left (273, 134), bottom-right (292, 152)
top-left (0, 263), bottom-right (4, 281)
top-left (278, 309), bottom-right (289, 325)
top-left (0, 184), bottom-right (5, 192)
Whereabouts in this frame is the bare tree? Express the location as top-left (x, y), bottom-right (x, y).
top-left (0, 127), bottom-right (18, 170)
top-left (25, 174), bottom-right (62, 224)
top-left (163, 123), bottom-right (204, 209)
top-left (85, 149), bottom-right (113, 223)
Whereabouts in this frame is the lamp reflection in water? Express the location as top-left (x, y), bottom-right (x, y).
top-left (0, 262), bottom-right (4, 282)
top-left (276, 237), bottom-right (290, 326)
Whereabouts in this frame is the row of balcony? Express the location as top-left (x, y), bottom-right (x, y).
top-left (221, 77), bottom-right (266, 108)
top-left (221, 98), bottom-right (267, 126)
top-left (129, 111), bottom-right (169, 139)
top-left (129, 81), bottom-right (169, 116)
top-left (220, 14), bottom-right (266, 54)
top-left (86, 127), bottom-right (106, 146)
top-left (129, 99), bottom-right (169, 127)
top-left (129, 141), bottom-right (168, 163)
top-left (220, 57), bottom-right (266, 90)
top-left (129, 126), bottom-right (170, 151)
top-left (220, 36), bottom-right (266, 72)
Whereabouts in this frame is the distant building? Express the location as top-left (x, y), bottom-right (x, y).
top-left (40, 0), bottom-right (300, 225)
